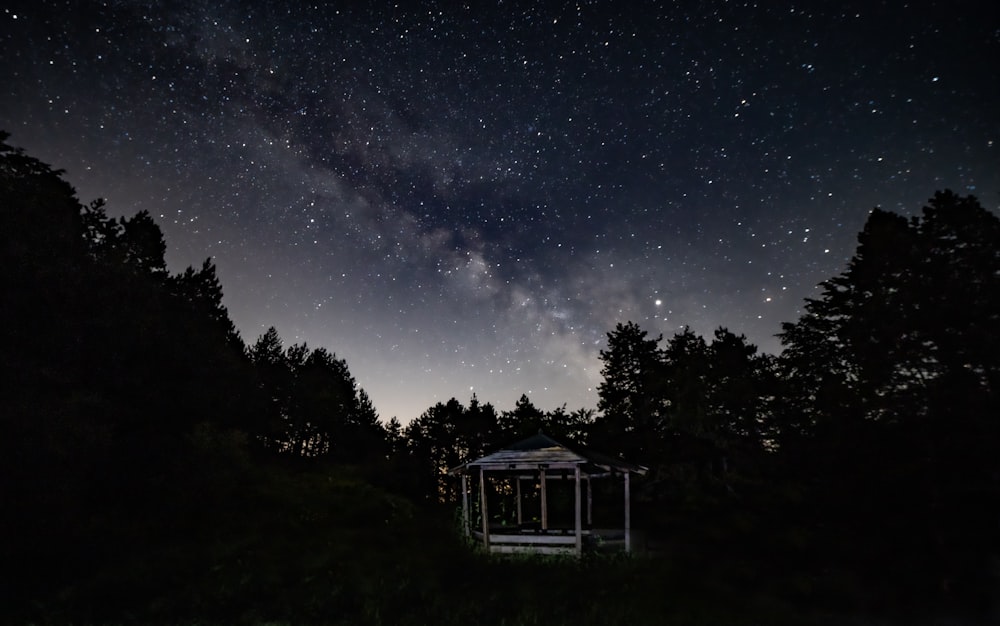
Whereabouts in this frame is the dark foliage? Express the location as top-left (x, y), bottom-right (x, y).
top-left (775, 190), bottom-right (1000, 612)
top-left (2, 133), bottom-right (995, 624)
top-left (0, 133), bottom-right (392, 619)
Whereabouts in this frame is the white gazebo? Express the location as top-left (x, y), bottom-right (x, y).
top-left (449, 432), bottom-right (647, 556)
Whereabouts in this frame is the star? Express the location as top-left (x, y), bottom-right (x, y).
top-left (0, 1), bottom-right (996, 422)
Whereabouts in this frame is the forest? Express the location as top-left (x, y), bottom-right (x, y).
top-left (2, 131), bottom-right (997, 625)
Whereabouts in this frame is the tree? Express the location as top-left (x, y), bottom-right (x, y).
top-left (1, 133), bottom-right (262, 609)
top-left (171, 258), bottom-right (241, 347)
top-left (593, 321), bottom-right (665, 458)
top-left (405, 398), bottom-right (465, 500)
top-left (778, 191), bottom-right (1000, 431)
top-left (457, 394), bottom-right (499, 459)
top-left (0, 131), bottom-right (85, 276)
top-left (290, 347), bottom-right (353, 457)
top-left (497, 393), bottom-right (546, 441)
top-left (646, 326), bottom-right (777, 493)
top-left (402, 394), bottom-right (503, 502)
top-left (659, 327), bottom-right (711, 437)
top-left (776, 191), bottom-right (1000, 594)
top-left (704, 328), bottom-right (778, 448)
top-left (246, 329), bottom-right (385, 462)
top-left (383, 416), bottom-right (406, 456)
top-left (544, 405), bottom-right (594, 445)
top-left (118, 210), bottom-right (168, 277)
top-left (248, 327), bottom-right (295, 448)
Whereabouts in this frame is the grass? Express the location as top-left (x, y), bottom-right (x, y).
top-left (7, 458), bottom-right (991, 626)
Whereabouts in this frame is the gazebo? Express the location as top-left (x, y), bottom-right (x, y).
top-left (448, 432), bottom-right (647, 556)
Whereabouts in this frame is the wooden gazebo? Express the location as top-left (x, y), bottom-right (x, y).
top-left (448, 432), bottom-right (647, 556)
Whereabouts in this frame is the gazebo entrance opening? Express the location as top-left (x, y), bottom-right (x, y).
top-left (449, 432), bottom-right (647, 557)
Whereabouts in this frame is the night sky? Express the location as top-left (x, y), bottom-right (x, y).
top-left (2, 1), bottom-right (997, 423)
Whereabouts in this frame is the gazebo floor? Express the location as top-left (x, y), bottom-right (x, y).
top-left (472, 528), bottom-right (628, 555)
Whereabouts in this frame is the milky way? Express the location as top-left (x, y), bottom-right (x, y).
top-left (2, 1), bottom-right (997, 422)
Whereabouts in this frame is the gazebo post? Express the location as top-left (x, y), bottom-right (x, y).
top-left (515, 477), bottom-right (522, 526)
top-left (479, 467), bottom-right (490, 551)
top-left (574, 465), bottom-right (582, 556)
top-left (586, 476), bottom-right (592, 527)
top-left (624, 471), bottom-right (632, 553)
top-left (540, 468), bottom-right (548, 530)
top-left (461, 473), bottom-right (470, 537)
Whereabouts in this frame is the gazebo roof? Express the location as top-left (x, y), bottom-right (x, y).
top-left (449, 432), bottom-right (647, 475)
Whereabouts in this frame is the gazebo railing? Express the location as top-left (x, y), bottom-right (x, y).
top-left (471, 529), bottom-right (580, 555)
top-left (470, 527), bottom-right (629, 555)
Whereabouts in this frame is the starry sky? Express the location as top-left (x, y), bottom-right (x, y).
top-left (2, 1), bottom-right (998, 423)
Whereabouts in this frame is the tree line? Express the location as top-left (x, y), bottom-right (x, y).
top-left (2, 131), bottom-right (997, 621)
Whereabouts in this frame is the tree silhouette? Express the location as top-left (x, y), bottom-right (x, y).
top-left (497, 393), bottom-right (547, 440)
top-left (594, 321), bottom-right (665, 458)
top-left (248, 327), bottom-right (294, 448)
top-left (405, 397), bottom-right (466, 500)
top-left (702, 328), bottom-right (779, 451)
top-left (247, 328), bottom-right (385, 462)
top-left (659, 327), bottom-right (710, 437)
top-left (776, 190), bottom-right (1000, 597)
top-left (457, 393), bottom-right (500, 459)
top-left (544, 405), bottom-right (594, 444)
top-left (171, 258), bottom-right (242, 347)
top-left (779, 191), bottom-right (999, 434)
top-left (1, 133), bottom-right (265, 609)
